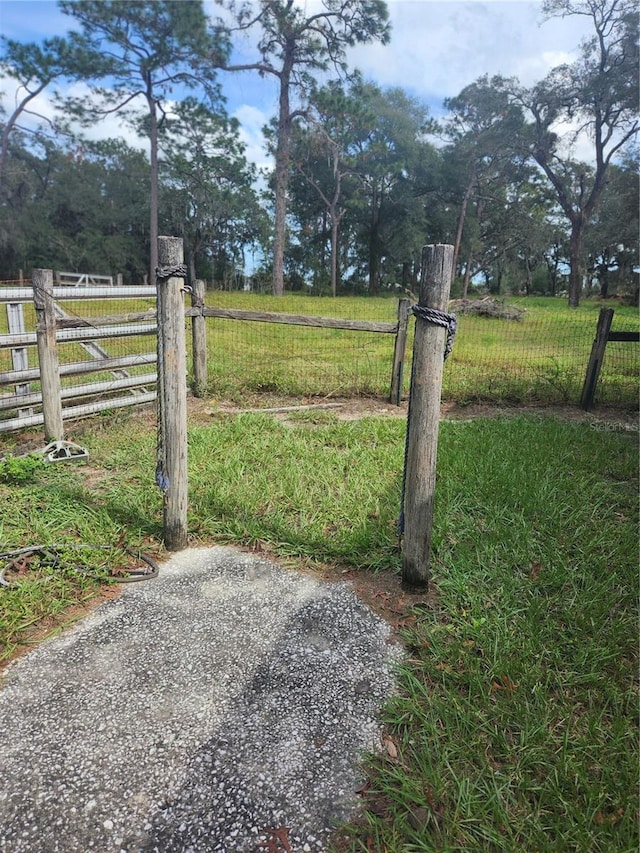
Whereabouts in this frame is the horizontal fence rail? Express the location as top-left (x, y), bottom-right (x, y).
top-left (0, 373), bottom-right (157, 411)
top-left (0, 392), bottom-right (158, 434)
top-left (0, 286), bottom-right (156, 302)
top-left (0, 353), bottom-right (157, 386)
top-left (1, 274), bottom-right (158, 438)
top-left (0, 324), bottom-right (157, 348)
top-left (185, 305), bottom-right (397, 334)
top-left (1, 270), bottom-right (638, 440)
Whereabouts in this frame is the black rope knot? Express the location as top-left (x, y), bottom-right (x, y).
top-left (156, 264), bottom-right (187, 282)
top-left (412, 305), bottom-right (457, 360)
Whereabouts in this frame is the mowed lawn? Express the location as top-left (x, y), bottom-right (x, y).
top-left (1, 407), bottom-right (637, 851)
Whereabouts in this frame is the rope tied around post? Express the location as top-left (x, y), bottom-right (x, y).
top-left (156, 264), bottom-right (187, 282)
top-left (412, 305), bottom-right (457, 360)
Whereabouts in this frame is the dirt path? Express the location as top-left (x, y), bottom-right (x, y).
top-left (189, 394), bottom-right (638, 432)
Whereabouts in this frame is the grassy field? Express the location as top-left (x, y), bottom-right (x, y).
top-left (1, 407), bottom-right (637, 850)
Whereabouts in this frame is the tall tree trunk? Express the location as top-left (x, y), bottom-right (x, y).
top-left (330, 213), bottom-right (340, 297)
top-left (462, 250), bottom-right (473, 298)
top-left (147, 93), bottom-right (159, 287)
top-left (272, 59), bottom-right (293, 297)
top-left (369, 183), bottom-right (380, 295)
top-left (568, 217), bottom-right (585, 308)
top-left (452, 165), bottom-right (476, 278)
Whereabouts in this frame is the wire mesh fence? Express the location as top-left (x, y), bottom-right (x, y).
top-left (195, 292), bottom-right (638, 410)
top-left (444, 308), bottom-right (639, 407)
top-left (195, 295), bottom-right (399, 400)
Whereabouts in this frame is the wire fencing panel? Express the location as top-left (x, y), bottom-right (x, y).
top-left (2, 283), bottom-right (637, 432)
top-left (441, 307), bottom-right (639, 407)
top-left (194, 293), bottom-right (399, 400)
top-left (196, 293), bottom-right (638, 409)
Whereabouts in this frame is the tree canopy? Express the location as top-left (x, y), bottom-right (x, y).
top-left (0, 0), bottom-right (637, 303)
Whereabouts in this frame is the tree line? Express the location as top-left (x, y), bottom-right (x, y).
top-left (0, 0), bottom-right (637, 306)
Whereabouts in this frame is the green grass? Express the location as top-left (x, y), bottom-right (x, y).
top-left (1, 409), bottom-right (637, 853)
top-left (335, 416), bottom-right (639, 852)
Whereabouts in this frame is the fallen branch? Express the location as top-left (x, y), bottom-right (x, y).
top-left (449, 298), bottom-right (525, 321)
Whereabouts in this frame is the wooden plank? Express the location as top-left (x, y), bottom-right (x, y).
top-left (580, 307), bottom-right (615, 411)
top-left (55, 310), bottom-right (157, 328)
top-left (608, 331), bottom-right (640, 342)
top-left (190, 279), bottom-right (207, 397)
top-left (186, 305), bottom-right (397, 333)
top-left (236, 403), bottom-right (346, 414)
top-left (402, 244), bottom-right (455, 591)
top-left (389, 298), bottom-right (412, 406)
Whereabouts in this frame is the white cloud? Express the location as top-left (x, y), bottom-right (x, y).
top-left (232, 103), bottom-right (272, 174)
top-left (347, 1), bottom-right (593, 109)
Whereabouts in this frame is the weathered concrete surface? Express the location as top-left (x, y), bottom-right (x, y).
top-left (0, 546), bottom-right (400, 852)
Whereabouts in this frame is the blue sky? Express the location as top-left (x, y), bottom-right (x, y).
top-left (1, 0), bottom-right (594, 167)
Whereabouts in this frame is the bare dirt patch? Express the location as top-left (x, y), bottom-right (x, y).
top-left (192, 393), bottom-right (638, 431)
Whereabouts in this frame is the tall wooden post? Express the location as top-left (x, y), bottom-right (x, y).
top-left (191, 278), bottom-right (208, 398)
top-left (33, 269), bottom-right (63, 441)
top-left (156, 237), bottom-right (188, 551)
top-left (401, 244), bottom-right (455, 591)
top-left (390, 297), bottom-right (411, 406)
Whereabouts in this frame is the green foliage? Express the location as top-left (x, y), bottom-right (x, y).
top-left (0, 133), bottom-right (151, 279)
top-left (0, 453), bottom-right (45, 484)
top-left (224, 0), bottom-right (390, 294)
top-left (159, 98), bottom-right (266, 282)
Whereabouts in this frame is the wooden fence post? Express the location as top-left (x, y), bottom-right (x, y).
top-left (156, 237), bottom-right (188, 551)
top-left (401, 244), bottom-right (455, 591)
top-left (33, 269), bottom-right (63, 441)
top-left (580, 307), bottom-right (614, 411)
top-left (390, 297), bottom-right (411, 406)
top-left (191, 278), bottom-right (208, 397)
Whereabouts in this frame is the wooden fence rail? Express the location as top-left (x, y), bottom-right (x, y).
top-left (184, 300), bottom-right (408, 406)
top-left (1, 270), bottom-right (411, 438)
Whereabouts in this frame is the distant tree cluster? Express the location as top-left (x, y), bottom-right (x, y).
top-left (0, 0), bottom-right (637, 304)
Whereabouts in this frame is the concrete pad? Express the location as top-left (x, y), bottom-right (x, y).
top-left (0, 546), bottom-right (401, 852)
